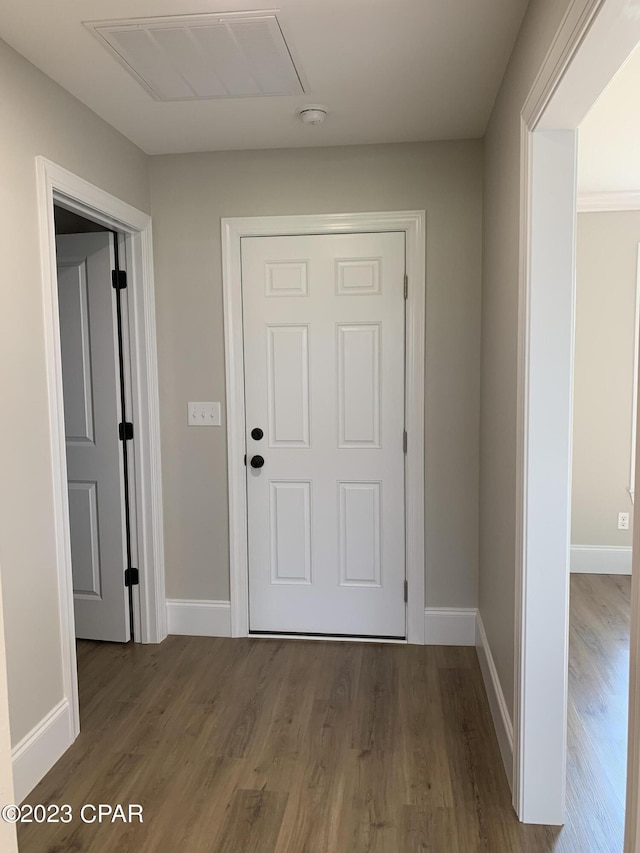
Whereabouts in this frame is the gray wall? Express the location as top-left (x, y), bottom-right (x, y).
top-left (572, 211), bottom-right (640, 548)
top-left (0, 37), bottom-right (149, 745)
top-left (149, 140), bottom-right (483, 608)
top-left (479, 0), bottom-right (574, 722)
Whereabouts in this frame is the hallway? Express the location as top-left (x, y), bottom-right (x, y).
top-left (16, 574), bottom-right (632, 852)
top-left (18, 637), bottom-right (567, 853)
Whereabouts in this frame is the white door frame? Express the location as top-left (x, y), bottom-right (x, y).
top-left (514, 0), bottom-right (640, 828)
top-left (36, 157), bottom-right (167, 738)
top-left (221, 211), bottom-right (426, 644)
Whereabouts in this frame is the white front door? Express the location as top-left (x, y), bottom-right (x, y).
top-left (242, 231), bottom-right (406, 637)
top-left (57, 232), bottom-right (130, 642)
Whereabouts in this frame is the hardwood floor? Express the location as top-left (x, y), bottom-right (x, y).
top-left (566, 574), bottom-right (630, 853)
top-left (16, 578), bottom-right (630, 852)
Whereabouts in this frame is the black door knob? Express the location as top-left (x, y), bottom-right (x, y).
top-left (251, 427), bottom-right (264, 440)
top-left (250, 455), bottom-right (265, 469)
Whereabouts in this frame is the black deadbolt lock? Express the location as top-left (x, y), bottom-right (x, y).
top-left (251, 427), bottom-right (264, 441)
top-left (250, 455), bottom-right (265, 469)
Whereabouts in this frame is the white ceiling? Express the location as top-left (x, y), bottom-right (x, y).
top-left (0, 0), bottom-right (529, 155)
top-left (578, 42), bottom-right (640, 194)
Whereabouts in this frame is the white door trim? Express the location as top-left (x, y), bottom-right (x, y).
top-left (514, 0), bottom-right (640, 827)
top-left (36, 157), bottom-right (167, 739)
top-left (221, 211), bottom-right (426, 644)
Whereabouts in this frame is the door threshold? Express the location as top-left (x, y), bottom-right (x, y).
top-left (248, 630), bottom-right (407, 644)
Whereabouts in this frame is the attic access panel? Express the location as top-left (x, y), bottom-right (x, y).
top-left (85, 13), bottom-right (305, 101)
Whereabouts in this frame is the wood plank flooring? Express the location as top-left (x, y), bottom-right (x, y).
top-left (565, 573), bottom-right (630, 853)
top-left (16, 577), bottom-right (630, 852)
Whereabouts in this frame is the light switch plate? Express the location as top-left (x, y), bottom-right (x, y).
top-left (188, 402), bottom-right (222, 426)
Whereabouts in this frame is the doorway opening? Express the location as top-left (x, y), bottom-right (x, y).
top-left (29, 159), bottom-right (167, 792)
top-left (54, 206), bottom-right (137, 643)
top-left (565, 197), bottom-right (640, 845)
top-left (514, 0), bottom-right (640, 837)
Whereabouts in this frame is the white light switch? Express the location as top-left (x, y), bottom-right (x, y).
top-left (188, 402), bottom-right (222, 426)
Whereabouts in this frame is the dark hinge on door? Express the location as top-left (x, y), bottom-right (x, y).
top-left (403, 430), bottom-right (408, 454)
top-left (404, 580), bottom-right (408, 603)
top-left (112, 270), bottom-right (127, 290)
top-left (119, 422), bottom-right (134, 441)
top-left (124, 568), bottom-right (139, 587)
top-left (404, 274), bottom-right (408, 299)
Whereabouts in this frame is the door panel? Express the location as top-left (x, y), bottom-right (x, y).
top-left (338, 481), bottom-right (382, 587)
top-left (269, 481), bottom-right (312, 584)
top-left (57, 260), bottom-right (95, 443)
top-left (338, 323), bottom-right (381, 447)
top-left (57, 233), bottom-right (130, 642)
top-left (242, 231), bottom-right (406, 637)
top-left (266, 324), bottom-right (310, 446)
top-left (67, 481), bottom-right (101, 598)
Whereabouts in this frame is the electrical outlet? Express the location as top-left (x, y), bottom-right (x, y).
top-left (188, 402), bottom-right (221, 426)
top-left (618, 512), bottom-right (630, 531)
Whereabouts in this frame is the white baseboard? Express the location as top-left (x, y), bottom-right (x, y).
top-left (12, 699), bottom-right (73, 804)
top-left (166, 599), bottom-right (231, 637)
top-left (424, 607), bottom-right (477, 646)
top-left (168, 602), bottom-right (475, 643)
top-left (475, 614), bottom-right (513, 789)
top-left (570, 545), bottom-right (632, 575)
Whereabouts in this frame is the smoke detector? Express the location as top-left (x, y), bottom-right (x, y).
top-left (298, 104), bottom-right (327, 125)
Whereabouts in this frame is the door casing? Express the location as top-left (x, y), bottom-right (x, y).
top-left (221, 211), bottom-right (426, 644)
top-left (514, 0), bottom-right (640, 830)
top-left (37, 157), bottom-right (167, 742)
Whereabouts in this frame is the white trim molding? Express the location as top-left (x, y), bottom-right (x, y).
top-left (577, 191), bottom-right (640, 213)
top-left (515, 0), bottom-right (640, 828)
top-left (424, 608), bottom-right (477, 646)
top-left (627, 491), bottom-right (640, 852)
top-left (36, 158), bottom-right (167, 744)
top-left (570, 545), bottom-right (632, 574)
top-left (516, 127), bottom-right (577, 825)
top-left (630, 245), bottom-right (640, 504)
top-left (476, 614), bottom-right (514, 789)
top-left (167, 600), bottom-right (232, 637)
top-left (221, 211), bottom-right (426, 644)
top-left (521, 1), bottom-right (604, 131)
top-left (11, 700), bottom-right (73, 804)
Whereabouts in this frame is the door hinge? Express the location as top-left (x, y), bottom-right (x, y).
top-left (403, 429), bottom-right (407, 454)
top-left (124, 567), bottom-right (139, 587)
top-left (404, 579), bottom-right (408, 603)
top-left (112, 270), bottom-right (127, 290)
top-left (119, 422), bottom-right (134, 441)
top-left (404, 274), bottom-right (408, 299)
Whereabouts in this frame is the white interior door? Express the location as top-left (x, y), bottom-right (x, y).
top-left (57, 232), bottom-right (130, 642)
top-left (242, 231), bottom-right (406, 637)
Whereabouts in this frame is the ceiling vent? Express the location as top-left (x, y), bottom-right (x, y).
top-left (85, 13), bottom-right (305, 101)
